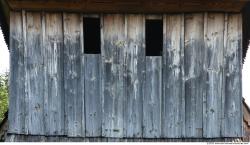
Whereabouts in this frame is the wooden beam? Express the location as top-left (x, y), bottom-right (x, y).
top-left (6, 0), bottom-right (249, 12)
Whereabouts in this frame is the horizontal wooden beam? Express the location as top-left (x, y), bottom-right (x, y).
top-left (6, 0), bottom-right (249, 12)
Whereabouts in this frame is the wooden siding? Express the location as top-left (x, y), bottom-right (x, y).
top-left (5, 134), bottom-right (242, 142)
top-left (203, 13), bottom-right (225, 138)
top-left (8, 11), bottom-right (243, 139)
top-left (162, 14), bottom-right (185, 138)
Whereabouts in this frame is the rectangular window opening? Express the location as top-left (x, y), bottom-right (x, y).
top-left (84, 17), bottom-right (101, 54)
top-left (146, 19), bottom-right (163, 56)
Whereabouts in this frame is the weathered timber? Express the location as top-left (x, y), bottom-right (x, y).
top-left (63, 13), bottom-right (85, 137)
top-left (101, 14), bottom-right (125, 138)
top-left (123, 14), bottom-right (145, 138)
top-left (8, 11), bottom-right (25, 134)
top-left (85, 54), bottom-right (102, 137)
top-left (162, 14), bottom-right (185, 138)
top-left (203, 13), bottom-right (224, 138)
top-left (6, 0), bottom-right (248, 13)
top-left (43, 13), bottom-right (64, 135)
top-left (5, 134), bottom-right (242, 142)
top-left (223, 13), bottom-right (243, 137)
top-left (143, 57), bottom-right (162, 138)
top-left (7, 11), bottom-right (244, 140)
top-left (184, 13), bottom-right (205, 138)
top-left (25, 12), bottom-right (45, 135)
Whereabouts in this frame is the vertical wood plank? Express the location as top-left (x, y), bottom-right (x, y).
top-left (143, 57), bottom-right (162, 138)
top-left (221, 13), bottom-right (228, 137)
top-left (203, 13), bottom-right (224, 138)
top-left (85, 54), bottom-right (102, 137)
top-left (22, 10), bottom-right (29, 135)
top-left (8, 11), bottom-right (26, 134)
top-left (25, 12), bottom-right (45, 135)
top-left (223, 13), bottom-right (243, 137)
top-left (63, 13), bottom-right (85, 137)
top-left (184, 13), bottom-right (204, 138)
top-left (101, 14), bottom-right (125, 138)
top-left (43, 13), bottom-right (64, 135)
top-left (162, 14), bottom-right (185, 138)
top-left (123, 14), bottom-right (145, 138)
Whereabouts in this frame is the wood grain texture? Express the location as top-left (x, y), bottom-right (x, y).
top-left (203, 13), bottom-right (224, 138)
top-left (223, 13), bottom-right (243, 137)
top-left (43, 13), bottom-right (64, 135)
top-left (143, 57), bottom-right (162, 138)
top-left (184, 13), bottom-right (205, 138)
top-left (7, 0), bottom-right (248, 13)
top-left (162, 14), bottom-right (185, 138)
top-left (25, 12), bottom-right (44, 135)
top-left (7, 11), bottom-right (244, 139)
top-left (101, 14), bottom-right (125, 138)
top-left (123, 14), bottom-right (144, 138)
top-left (85, 54), bottom-right (102, 137)
top-left (8, 11), bottom-right (26, 134)
top-left (63, 13), bottom-right (85, 137)
top-left (6, 134), bottom-right (243, 142)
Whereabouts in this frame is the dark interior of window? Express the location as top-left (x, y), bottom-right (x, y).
top-left (84, 17), bottom-right (101, 54)
top-left (146, 19), bottom-right (163, 56)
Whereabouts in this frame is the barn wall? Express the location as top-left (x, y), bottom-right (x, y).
top-left (8, 11), bottom-right (243, 139)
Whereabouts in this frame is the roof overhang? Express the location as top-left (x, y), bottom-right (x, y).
top-left (0, 0), bottom-right (9, 46)
top-left (6, 0), bottom-right (250, 13)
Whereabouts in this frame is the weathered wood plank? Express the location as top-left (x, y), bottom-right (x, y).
top-left (223, 13), bottom-right (243, 137)
top-left (63, 13), bottom-right (85, 137)
top-left (203, 13), bottom-right (224, 138)
top-left (8, 11), bottom-right (26, 134)
top-left (162, 14), bottom-right (185, 138)
top-left (143, 57), bottom-right (162, 138)
top-left (25, 12), bottom-right (45, 135)
top-left (22, 10), bottom-right (29, 135)
top-left (184, 13), bottom-right (204, 138)
top-left (43, 13), bottom-right (64, 135)
top-left (221, 13), bottom-right (228, 138)
top-left (123, 14), bottom-right (144, 138)
top-left (101, 14), bottom-right (125, 137)
top-left (6, 134), bottom-right (242, 142)
top-left (85, 54), bottom-right (102, 137)
top-left (8, 0), bottom-right (248, 13)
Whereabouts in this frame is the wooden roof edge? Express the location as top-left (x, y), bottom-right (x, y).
top-left (0, 0), bottom-right (9, 47)
top-left (5, 0), bottom-right (250, 13)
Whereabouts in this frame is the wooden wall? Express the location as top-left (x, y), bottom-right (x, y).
top-left (8, 11), bottom-right (243, 139)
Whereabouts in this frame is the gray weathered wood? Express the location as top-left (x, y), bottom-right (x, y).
top-left (63, 13), bottom-right (85, 137)
top-left (123, 14), bottom-right (144, 138)
top-left (101, 14), bottom-right (125, 137)
top-left (22, 10), bottom-right (29, 135)
top-left (43, 13), bottom-right (64, 135)
top-left (143, 57), bottom-right (162, 138)
top-left (85, 54), bottom-right (102, 137)
top-left (162, 14), bottom-right (185, 138)
top-left (221, 13), bottom-right (228, 138)
top-left (6, 133), bottom-right (242, 142)
top-left (25, 12), bottom-right (45, 135)
top-left (7, 12), bottom-right (244, 139)
top-left (223, 13), bottom-right (243, 137)
top-left (184, 13), bottom-right (204, 138)
top-left (8, 11), bottom-right (26, 134)
top-left (203, 13), bottom-right (224, 138)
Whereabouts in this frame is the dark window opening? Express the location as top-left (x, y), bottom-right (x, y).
top-left (146, 19), bottom-right (163, 56)
top-left (84, 17), bottom-right (101, 54)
